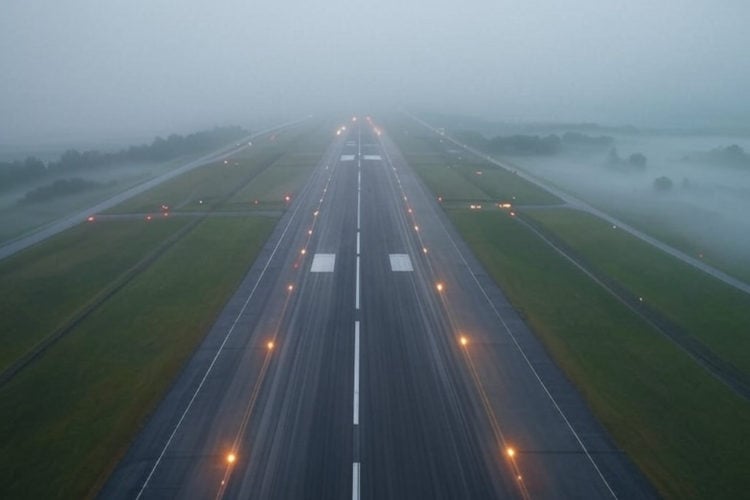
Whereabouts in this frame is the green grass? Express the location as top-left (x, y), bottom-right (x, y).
top-left (389, 124), bottom-right (560, 205)
top-left (0, 218), bottom-right (190, 372)
top-left (0, 216), bottom-right (276, 499)
top-left (448, 209), bottom-right (750, 498)
top-left (228, 153), bottom-right (320, 207)
top-left (607, 207), bottom-right (750, 285)
top-left (411, 162), bottom-right (489, 201)
top-left (106, 131), bottom-right (305, 214)
top-left (526, 208), bottom-right (750, 376)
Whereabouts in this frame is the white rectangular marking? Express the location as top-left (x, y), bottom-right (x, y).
top-left (352, 462), bottom-right (361, 500)
top-left (356, 193), bottom-right (361, 229)
top-left (389, 254), bottom-right (413, 272)
top-left (340, 154), bottom-right (355, 161)
top-left (355, 256), bottom-right (361, 309)
top-left (353, 321), bottom-right (360, 424)
top-left (356, 232), bottom-right (360, 255)
top-left (362, 154), bottom-right (381, 161)
top-left (310, 253), bottom-right (336, 272)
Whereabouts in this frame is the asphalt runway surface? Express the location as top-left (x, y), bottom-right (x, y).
top-left (101, 119), bottom-right (656, 499)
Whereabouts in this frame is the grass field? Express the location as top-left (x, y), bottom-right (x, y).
top-left (390, 127), bottom-right (561, 205)
top-left (0, 218), bottom-right (190, 373)
top-left (526, 208), bottom-right (750, 376)
top-left (0, 122), bottom-right (328, 498)
top-left (391, 120), bottom-right (750, 498)
top-left (0, 216), bottom-right (276, 498)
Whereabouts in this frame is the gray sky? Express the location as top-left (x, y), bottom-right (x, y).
top-left (2, 0), bottom-right (749, 144)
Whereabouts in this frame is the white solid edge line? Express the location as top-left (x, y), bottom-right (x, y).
top-left (135, 142), bottom-right (333, 499)
top-left (353, 321), bottom-right (360, 425)
top-left (379, 133), bottom-right (618, 499)
top-left (352, 462), bottom-right (361, 500)
top-left (355, 256), bottom-right (360, 310)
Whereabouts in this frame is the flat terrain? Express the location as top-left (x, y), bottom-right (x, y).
top-left (0, 124), bottom-right (326, 498)
top-left (103, 121), bottom-right (652, 499)
top-left (390, 118), bottom-right (750, 498)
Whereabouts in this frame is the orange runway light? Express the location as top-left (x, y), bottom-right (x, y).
top-left (506, 447), bottom-right (516, 458)
top-left (459, 336), bottom-right (468, 346)
top-left (226, 453), bottom-right (236, 464)
top-left (267, 341), bottom-right (274, 350)
top-left (436, 282), bottom-right (444, 292)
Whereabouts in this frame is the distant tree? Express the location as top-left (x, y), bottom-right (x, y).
top-left (562, 131), bottom-right (614, 147)
top-left (607, 147), bottom-right (621, 164)
top-left (628, 152), bottom-right (647, 167)
top-left (653, 176), bottom-right (673, 191)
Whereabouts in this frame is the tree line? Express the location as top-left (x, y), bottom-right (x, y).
top-left (1, 126), bottom-right (247, 190)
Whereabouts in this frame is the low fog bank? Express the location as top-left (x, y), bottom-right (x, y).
top-left (0, 126), bottom-right (249, 243)
top-left (443, 116), bottom-right (750, 279)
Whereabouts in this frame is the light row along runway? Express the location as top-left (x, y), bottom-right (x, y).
top-left (101, 119), bottom-right (656, 499)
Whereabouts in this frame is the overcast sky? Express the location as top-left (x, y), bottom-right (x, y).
top-left (2, 0), bottom-right (749, 144)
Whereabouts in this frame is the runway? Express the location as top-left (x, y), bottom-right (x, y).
top-left (101, 119), bottom-right (655, 499)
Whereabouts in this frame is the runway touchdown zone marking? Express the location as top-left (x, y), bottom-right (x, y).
top-left (310, 253), bottom-right (336, 272)
top-left (389, 253), bottom-right (413, 272)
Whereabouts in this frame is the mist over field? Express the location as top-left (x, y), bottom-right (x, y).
top-left (2, 0), bottom-right (749, 277)
top-left (2, 1), bottom-right (750, 145)
top-left (437, 116), bottom-right (750, 279)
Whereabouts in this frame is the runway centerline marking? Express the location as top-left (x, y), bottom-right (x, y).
top-left (353, 321), bottom-right (360, 424)
top-left (352, 462), bottom-right (361, 500)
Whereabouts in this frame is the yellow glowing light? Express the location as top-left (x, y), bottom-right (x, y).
top-left (436, 282), bottom-right (444, 292)
top-left (460, 336), bottom-right (468, 346)
top-left (422, 247), bottom-right (428, 254)
top-left (301, 248), bottom-right (307, 255)
top-left (507, 447), bottom-right (516, 458)
top-left (267, 341), bottom-right (274, 350)
top-left (287, 284), bottom-right (294, 292)
top-left (227, 453), bottom-right (236, 464)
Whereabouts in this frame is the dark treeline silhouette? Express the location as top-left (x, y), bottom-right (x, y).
top-left (682, 144), bottom-right (750, 168)
top-left (607, 147), bottom-right (648, 168)
top-left (19, 178), bottom-right (104, 204)
top-left (453, 130), bottom-right (614, 156)
top-left (0, 126), bottom-right (247, 190)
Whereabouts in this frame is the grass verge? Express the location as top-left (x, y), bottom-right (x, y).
top-left (0, 218), bottom-right (190, 372)
top-left (526, 208), bottom-right (750, 376)
top-left (0, 216), bottom-right (276, 498)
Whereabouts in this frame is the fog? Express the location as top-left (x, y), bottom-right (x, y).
top-left (448, 118), bottom-right (750, 280)
top-left (2, 1), bottom-right (750, 145)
